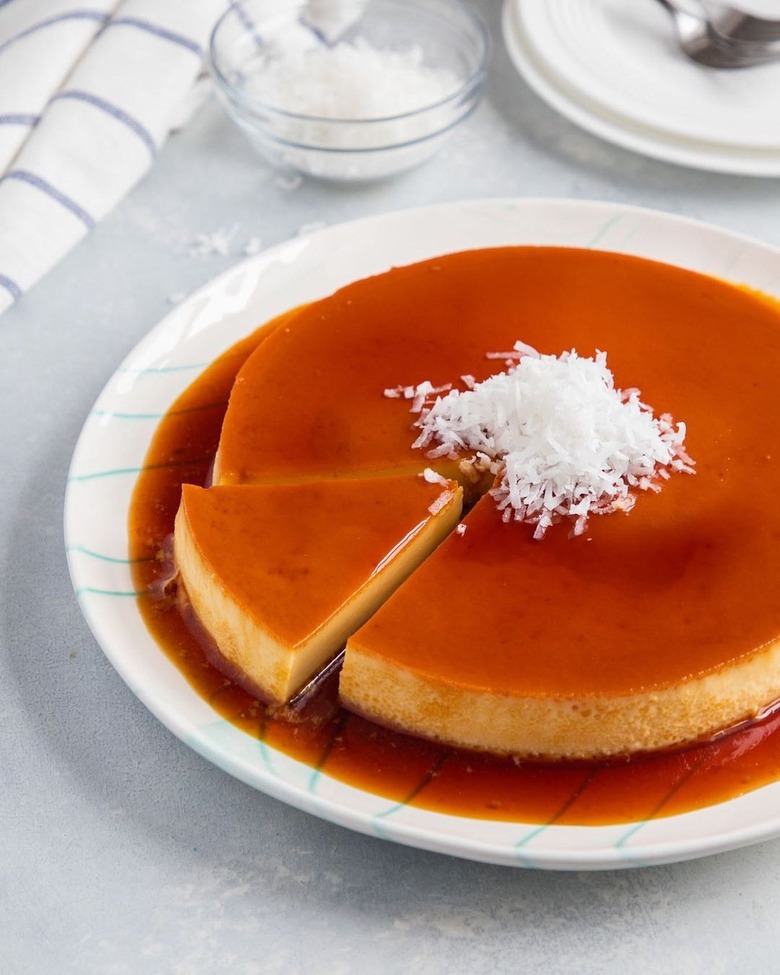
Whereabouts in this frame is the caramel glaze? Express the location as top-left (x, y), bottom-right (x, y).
top-left (218, 246), bottom-right (780, 696)
top-left (177, 475), bottom-right (459, 646)
top-left (130, 248), bottom-right (780, 826)
top-left (354, 483), bottom-right (780, 696)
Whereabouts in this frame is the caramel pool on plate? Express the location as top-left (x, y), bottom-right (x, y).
top-left (130, 245), bottom-right (780, 822)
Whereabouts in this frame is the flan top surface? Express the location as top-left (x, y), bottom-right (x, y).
top-left (178, 475), bottom-right (459, 648)
top-left (213, 245), bottom-right (780, 696)
top-left (349, 484), bottom-right (780, 697)
top-left (216, 246), bottom-right (780, 487)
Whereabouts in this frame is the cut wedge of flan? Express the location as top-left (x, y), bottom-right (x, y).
top-left (173, 245), bottom-right (780, 758)
top-left (173, 475), bottom-right (462, 704)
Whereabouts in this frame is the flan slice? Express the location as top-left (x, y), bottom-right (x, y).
top-left (341, 488), bottom-right (780, 760)
top-left (173, 475), bottom-right (462, 705)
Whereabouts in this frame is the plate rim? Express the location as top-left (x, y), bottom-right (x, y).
top-left (64, 196), bottom-right (780, 870)
top-left (517, 0), bottom-right (780, 151)
top-left (501, 0), bottom-right (780, 178)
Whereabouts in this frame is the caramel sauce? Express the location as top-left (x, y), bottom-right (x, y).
top-left (177, 475), bottom-right (459, 647)
top-left (129, 250), bottom-right (780, 826)
top-left (217, 248), bottom-right (780, 695)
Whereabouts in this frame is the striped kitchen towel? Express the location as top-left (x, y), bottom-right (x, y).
top-left (0, 0), bottom-right (227, 315)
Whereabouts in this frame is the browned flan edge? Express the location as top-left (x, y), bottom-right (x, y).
top-left (174, 475), bottom-right (462, 704)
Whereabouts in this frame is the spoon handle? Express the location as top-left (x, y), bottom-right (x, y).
top-left (704, 2), bottom-right (780, 44)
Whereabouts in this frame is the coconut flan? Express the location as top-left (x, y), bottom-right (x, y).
top-left (173, 475), bottom-right (462, 704)
top-left (219, 246), bottom-right (704, 485)
top-left (341, 489), bottom-right (780, 759)
top-left (175, 245), bottom-right (780, 757)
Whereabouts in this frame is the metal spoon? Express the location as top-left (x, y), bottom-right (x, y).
top-left (704, 1), bottom-right (780, 46)
top-left (299, 0), bottom-right (366, 46)
top-left (655, 0), bottom-right (780, 68)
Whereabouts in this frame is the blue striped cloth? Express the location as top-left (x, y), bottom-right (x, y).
top-left (0, 0), bottom-right (227, 314)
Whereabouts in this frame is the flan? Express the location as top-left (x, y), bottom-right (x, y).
top-left (175, 245), bottom-right (780, 757)
top-left (173, 475), bottom-right (462, 704)
top-left (341, 491), bottom-right (780, 759)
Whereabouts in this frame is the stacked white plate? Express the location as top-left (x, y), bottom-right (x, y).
top-left (502, 0), bottom-right (780, 176)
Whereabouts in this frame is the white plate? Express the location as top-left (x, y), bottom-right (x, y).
top-left (502, 0), bottom-right (780, 176)
top-left (65, 198), bottom-right (780, 870)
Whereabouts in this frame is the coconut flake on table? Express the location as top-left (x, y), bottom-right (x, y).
top-left (186, 224), bottom-right (240, 258)
top-left (396, 342), bottom-right (695, 539)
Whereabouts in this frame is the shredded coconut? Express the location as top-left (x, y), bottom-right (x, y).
top-left (423, 467), bottom-right (456, 514)
top-left (236, 30), bottom-right (461, 178)
top-left (273, 174), bottom-right (304, 192)
top-left (243, 37), bottom-right (459, 125)
top-left (428, 488), bottom-right (455, 516)
top-left (186, 224), bottom-right (240, 258)
top-left (242, 236), bottom-right (264, 256)
top-left (398, 342), bottom-right (695, 539)
top-left (184, 228), bottom-right (266, 261)
top-left (422, 467), bottom-right (451, 488)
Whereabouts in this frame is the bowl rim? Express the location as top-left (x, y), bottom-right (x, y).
top-left (228, 88), bottom-right (483, 155)
top-left (208, 0), bottom-right (490, 127)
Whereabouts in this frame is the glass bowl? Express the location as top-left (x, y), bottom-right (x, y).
top-left (208, 0), bottom-right (489, 181)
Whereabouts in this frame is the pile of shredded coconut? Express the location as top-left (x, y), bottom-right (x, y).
top-left (386, 343), bottom-right (695, 539)
top-left (244, 37), bottom-right (459, 123)
top-left (226, 7), bottom-right (469, 177)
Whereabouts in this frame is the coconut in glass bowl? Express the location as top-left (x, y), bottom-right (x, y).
top-left (209, 0), bottom-right (489, 181)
